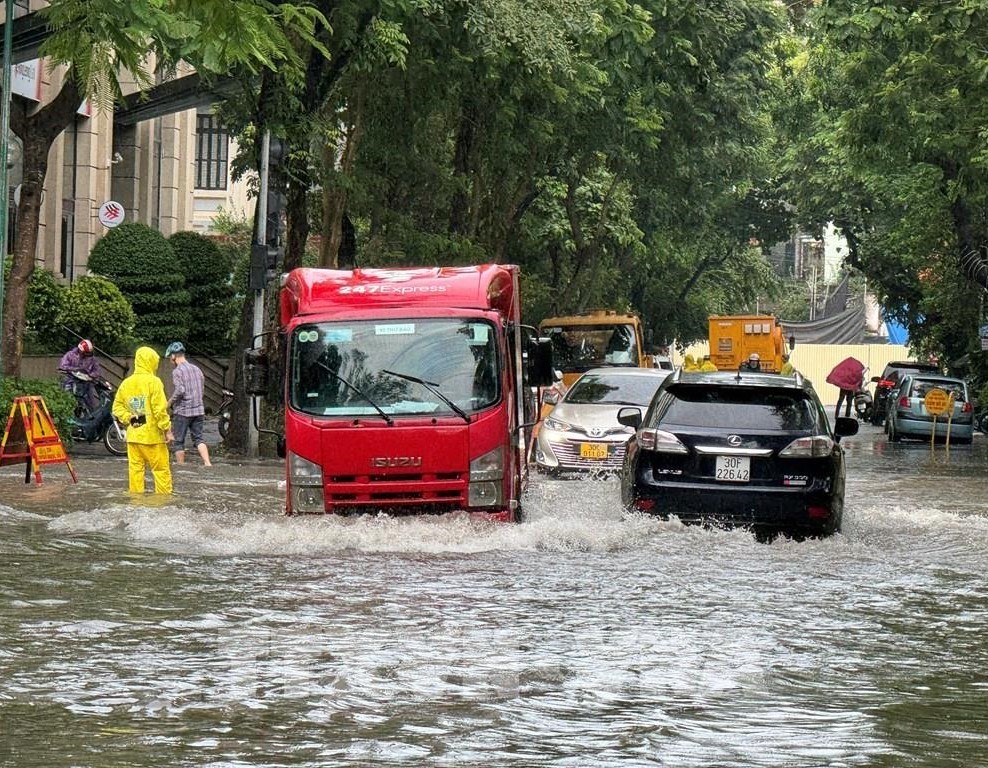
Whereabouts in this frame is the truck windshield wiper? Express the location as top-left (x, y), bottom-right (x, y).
top-left (381, 369), bottom-right (471, 423)
top-left (315, 360), bottom-right (393, 426)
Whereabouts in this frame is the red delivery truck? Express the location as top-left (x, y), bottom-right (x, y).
top-left (244, 265), bottom-right (553, 521)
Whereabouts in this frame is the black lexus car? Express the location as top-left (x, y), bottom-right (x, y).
top-left (618, 370), bottom-right (859, 539)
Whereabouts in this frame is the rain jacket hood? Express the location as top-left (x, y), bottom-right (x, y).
top-left (134, 346), bottom-right (161, 376)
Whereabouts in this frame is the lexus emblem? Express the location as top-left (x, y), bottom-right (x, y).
top-left (727, 434), bottom-right (743, 447)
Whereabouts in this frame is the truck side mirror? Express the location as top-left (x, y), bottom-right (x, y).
top-left (243, 348), bottom-right (269, 396)
top-left (529, 337), bottom-right (554, 387)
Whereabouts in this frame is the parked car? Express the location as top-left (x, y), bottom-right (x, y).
top-left (870, 360), bottom-right (940, 425)
top-left (886, 374), bottom-right (973, 444)
top-left (534, 367), bottom-right (671, 475)
top-left (618, 370), bottom-right (859, 538)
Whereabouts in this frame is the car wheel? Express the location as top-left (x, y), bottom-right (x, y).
top-left (888, 419), bottom-right (901, 442)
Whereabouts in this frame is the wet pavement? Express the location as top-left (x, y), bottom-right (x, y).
top-left (2, 422), bottom-right (988, 767)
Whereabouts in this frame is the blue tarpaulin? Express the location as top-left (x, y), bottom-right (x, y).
top-left (883, 316), bottom-right (909, 345)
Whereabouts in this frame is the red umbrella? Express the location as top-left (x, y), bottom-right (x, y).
top-left (826, 357), bottom-right (865, 391)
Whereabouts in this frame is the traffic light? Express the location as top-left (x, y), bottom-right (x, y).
top-left (249, 243), bottom-right (283, 291)
top-left (249, 134), bottom-right (287, 290)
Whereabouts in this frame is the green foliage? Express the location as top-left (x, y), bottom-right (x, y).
top-left (778, 0), bottom-right (988, 369)
top-left (59, 276), bottom-right (137, 354)
top-left (0, 378), bottom-right (77, 445)
top-left (40, 0), bottom-right (330, 110)
top-left (168, 231), bottom-right (236, 354)
top-left (87, 223), bottom-right (189, 345)
top-left (25, 269), bottom-right (66, 350)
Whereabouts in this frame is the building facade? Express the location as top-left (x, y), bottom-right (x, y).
top-left (5, 2), bottom-right (254, 284)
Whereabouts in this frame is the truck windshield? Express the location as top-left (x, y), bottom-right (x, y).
top-left (290, 318), bottom-right (500, 417)
top-left (542, 324), bottom-right (639, 371)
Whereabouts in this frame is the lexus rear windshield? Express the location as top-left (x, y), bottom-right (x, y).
top-left (652, 385), bottom-right (822, 431)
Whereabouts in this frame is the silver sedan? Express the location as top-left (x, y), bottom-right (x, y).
top-left (534, 367), bottom-right (670, 475)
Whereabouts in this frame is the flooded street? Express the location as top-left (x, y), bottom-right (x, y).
top-left (2, 426), bottom-right (988, 766)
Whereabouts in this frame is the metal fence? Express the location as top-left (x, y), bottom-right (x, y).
top-left (21, 353), bottom-right (234, 415)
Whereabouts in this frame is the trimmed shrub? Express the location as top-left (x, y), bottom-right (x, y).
top-left (59, 275), bottom-right (137, 354)
top-left (168, 231), bottom-right (236, 354)
top-left (87, 223), bottom-right (189, 345)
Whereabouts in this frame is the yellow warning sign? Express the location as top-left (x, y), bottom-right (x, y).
top-left (923, 388), bottom-right (951, 416)
top-left (0, 396), bottom-right (77, 484)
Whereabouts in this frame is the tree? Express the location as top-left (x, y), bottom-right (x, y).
top-left (0, 0), bottom-right (328, 377)
top-left (779, 1), bottom-right (988, 368)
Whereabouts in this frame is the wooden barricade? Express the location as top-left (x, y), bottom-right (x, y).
top-left (0, 396), bottom-right (77, 484)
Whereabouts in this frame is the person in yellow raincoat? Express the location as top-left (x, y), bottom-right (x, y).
top-left (683, 354), bottom-right (699, 371)
top-left (699, 355), bottom-right (718, 372)
top-left (780, 353), bottom-right (795, 376)
top-left (112, 346), bottom-right (174, 494)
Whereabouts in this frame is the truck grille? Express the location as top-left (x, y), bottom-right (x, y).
top-left (325, 471), bottom-right (466, 510)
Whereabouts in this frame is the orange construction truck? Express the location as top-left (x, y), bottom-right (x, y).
top-left (538, 310), bottom-right (649, 388)
top-left (708, 314), bottom-right (792, 373)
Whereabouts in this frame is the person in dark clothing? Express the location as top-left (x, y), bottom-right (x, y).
top-left (58, 339), bottom-right (102, 412)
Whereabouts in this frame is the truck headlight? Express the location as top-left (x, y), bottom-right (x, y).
top-left (469, 447), bottom-right (504, 507)
top-left (292, 485), bottom-right (325, 513)
top-left (289, 452), bottom-right (323, 486)
top-left (289, 452), bottom-right (324, 513)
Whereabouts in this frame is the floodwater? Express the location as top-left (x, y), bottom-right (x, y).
top-left (2, 426), bottom-right (988, 767)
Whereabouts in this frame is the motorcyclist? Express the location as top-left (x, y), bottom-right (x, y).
top-left (58, 339), bottom-right (102, 412)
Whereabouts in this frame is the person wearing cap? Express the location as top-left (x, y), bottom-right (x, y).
top-left (699, 354), bottom-right (718, 372)
top-left (164, 341), bottom-right (212, 467)
top-left (741, 352), bottom-right (761, 372)
top-left (58, 339), bottom-right (102, 411)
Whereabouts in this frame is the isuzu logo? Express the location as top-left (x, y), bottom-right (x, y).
top-left (371, 456), bottom-right (423, 468)
top-left (727, 435), bottom-right (743, 447)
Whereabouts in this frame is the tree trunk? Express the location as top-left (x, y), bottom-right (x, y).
top-left (2, 78), bottom-right (81, 378)
top-left (449, 99), bottom-right (479, 236)
top-left (320, 90), bottom-right (365, 268)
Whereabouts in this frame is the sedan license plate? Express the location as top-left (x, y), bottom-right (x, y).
top-left (715, 455), bottom-right (750, 482)
top-left (579, 442), bottom-right (609, 460)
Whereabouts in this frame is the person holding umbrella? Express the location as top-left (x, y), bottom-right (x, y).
top-left (826, 357), bottom-right (865, 421)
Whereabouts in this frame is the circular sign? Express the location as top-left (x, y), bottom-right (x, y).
top-left (923, 388), bottom-right (951, 416)
top-left (98, 200), bottom-right (125, 228)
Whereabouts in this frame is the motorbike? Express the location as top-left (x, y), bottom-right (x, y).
top-left (65, 372), bottom-right (127, 456)
top-left (217, 387), bottom-right (234, 440)
top-left (854, 385), bottom-right (874, 422)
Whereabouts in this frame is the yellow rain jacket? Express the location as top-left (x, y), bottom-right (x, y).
top-left (112, 346), bottom-right (171, 444)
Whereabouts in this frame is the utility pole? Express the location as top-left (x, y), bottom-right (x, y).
top-left (0, 0), bottom-right (14, 378)
top-left (248, 131), bottom-right (271, 457)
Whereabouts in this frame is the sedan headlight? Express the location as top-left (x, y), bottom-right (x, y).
top-left (544, 416), bottom-right (573, 432)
